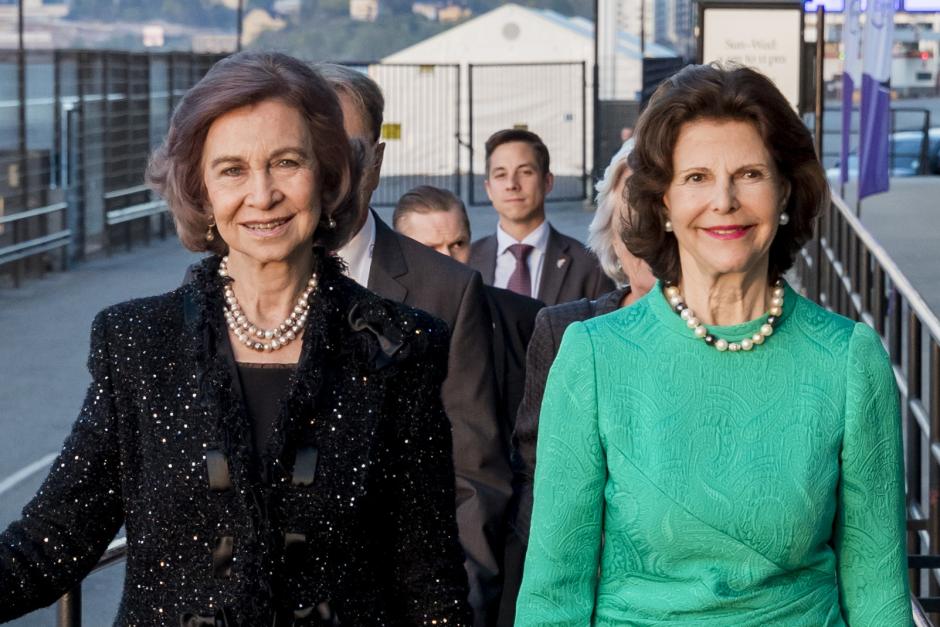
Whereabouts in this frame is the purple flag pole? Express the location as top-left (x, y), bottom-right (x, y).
top-left (840, 0), bottom-right (862, 197)
top-left (858, 0), bottom-right (895, 203)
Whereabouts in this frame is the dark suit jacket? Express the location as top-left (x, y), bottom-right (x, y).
top-left (1, 254), bottom-right (471, 626)
top-left (369, 213), bottom-right (511, 627)
top-left (512, 287), bottom-right (628, 546)
top-left (480, 287), bottom-right (542, 627)
top-left (467, 224), bottom-right (614, 307)
top-left (482, 286), bottom-right (543, 451)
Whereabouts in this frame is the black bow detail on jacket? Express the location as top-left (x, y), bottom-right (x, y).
top-left (347, 302), bottom-right (405, 369)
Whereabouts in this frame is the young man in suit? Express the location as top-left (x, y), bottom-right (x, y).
top-left (318, 64), bottom-right (512, 627)
top-left (393, 185), bottom-right (543, 441)
top-left (393, 185), bottom-right (542, 627)
top-left (469, 129), bottom-right (614, 306)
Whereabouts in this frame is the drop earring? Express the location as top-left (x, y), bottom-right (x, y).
top-left (206, 215), bottom-right (216, 242)
top-left (664, 219), bottom-right (673, 232)
top-left (778, 212), bottom-right (790, 226)
top-left (326, 214), bottom-right (337, 229)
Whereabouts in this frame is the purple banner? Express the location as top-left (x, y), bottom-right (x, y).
top-left (858, 73), bottom-right (891, 198)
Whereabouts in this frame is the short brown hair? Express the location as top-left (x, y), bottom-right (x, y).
top-left (146, 51), bottom-right (359, 254)
top-left (484, 129), bottom-right (551, 178)
top-left (393, 185), bottom-right (470, 237)
top-left (624, 63), bottom-right (828, 284)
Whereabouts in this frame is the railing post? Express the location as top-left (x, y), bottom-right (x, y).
top-left (930, 339), bottom-right (940, 603)
top-left (57, 586), bottom-right (81, 627)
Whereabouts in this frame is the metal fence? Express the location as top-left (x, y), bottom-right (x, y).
top-left (795, 193), bottom-right (940, 624)
top-left (2, 56), bottom-right (595, 287)
top-left (0, 49), bottom-right (223, 286)
top-left (468, 61), bottom-right (587, 205)
top-left (357, 63), bottom-right (462, 205)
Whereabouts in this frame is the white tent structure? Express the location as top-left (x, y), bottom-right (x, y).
top-left (366, 3), bottom-right (677, 196)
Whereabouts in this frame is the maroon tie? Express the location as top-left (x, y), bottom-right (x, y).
top-left (506, 243), bottom-right (534, 297)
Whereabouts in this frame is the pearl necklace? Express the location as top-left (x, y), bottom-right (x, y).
top-left (663, 280), bottom-right (784, 352)
top-left (217, 256), bottom-right (318, 352)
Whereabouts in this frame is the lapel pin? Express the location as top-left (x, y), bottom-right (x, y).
top-left (557, 258), bottom-right (567, 269)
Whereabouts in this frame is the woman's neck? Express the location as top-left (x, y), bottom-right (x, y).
top-left (677, 263), bottom-right (772, 326)
top-left (224, 248), bottom-right (314, 330)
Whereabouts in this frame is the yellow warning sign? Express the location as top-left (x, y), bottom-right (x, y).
top-left (381, 123), bottom-right (402, 140)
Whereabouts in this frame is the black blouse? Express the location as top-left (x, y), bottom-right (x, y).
top-left (235, 362), bottom-right (294, 465)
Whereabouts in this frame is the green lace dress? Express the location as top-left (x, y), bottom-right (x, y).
top-left (515, 282), bottom-right (911, 626)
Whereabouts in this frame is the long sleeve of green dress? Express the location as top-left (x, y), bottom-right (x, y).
top-left (515, 284), bottom-right (912, 626)
top-left (835, 323), bottom-right (911, 625)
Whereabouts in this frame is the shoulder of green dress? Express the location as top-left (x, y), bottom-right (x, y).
top-left (783, 288), bottom-right (858, 349)
top-left (579, 292), bottom-right (655, 338)
top-left (847, 321), bottom-right (892, 374)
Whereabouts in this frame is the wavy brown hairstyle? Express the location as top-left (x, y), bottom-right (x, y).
top-left (624, 63), bottom-right (828, 284)
top-left (146, 51), bottom-right (360, 254)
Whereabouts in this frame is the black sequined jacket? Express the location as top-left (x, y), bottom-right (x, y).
top-left (0, 253), bottom-right (472, 626)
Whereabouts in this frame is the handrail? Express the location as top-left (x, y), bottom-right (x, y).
top-left (0, 201), bottom-right (67, 226)
top-left (829, 194), bottom-right (940, 342)
top-left (797, 188), bottom-right (940, 626)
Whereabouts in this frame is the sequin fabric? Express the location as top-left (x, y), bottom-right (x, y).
top-left (515, 282), bottom-right (912, 626)
top-left (0, 251), bottom-right (472, 626)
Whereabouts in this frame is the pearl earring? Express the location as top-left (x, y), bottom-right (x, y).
top-left (778, 212), bottom-right (790, 226)
top-left (326, 215), bottom-right (337, 229)
top-left (664, 220), bottom-right (673, 232)
top-left (206, 215), bottom-right (216, 242)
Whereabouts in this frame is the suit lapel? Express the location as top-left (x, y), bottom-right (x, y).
top-left (367, 211), bottom-right (409, 304)
top-left (537, 226), bottom-right (571, 305)
top-left (469, 234), bottom-right (498, 285)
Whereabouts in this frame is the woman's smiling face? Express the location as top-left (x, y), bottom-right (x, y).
top-left (662, 118), bottom-right (789, 282)
top-left (202, 98), bottom-right (320, 266)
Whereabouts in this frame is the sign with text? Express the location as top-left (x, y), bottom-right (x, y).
top-left (700, 3), bottom-right (804, 111)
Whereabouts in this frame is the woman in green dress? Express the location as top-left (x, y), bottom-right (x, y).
top-left (515, 64), bottom-right (912, 626)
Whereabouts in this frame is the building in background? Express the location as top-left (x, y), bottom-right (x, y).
top-left (412, 1), bottom-right (471, 22)
top-left (350, 0), bottom-right (380, 22)
top-left (380, 2), bottom-right (677, 183)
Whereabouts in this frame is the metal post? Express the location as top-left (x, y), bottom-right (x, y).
top-left (467, 64), bottom-right (474, 205)
top-left (454, 65), bottom-right (461, 198)
top-left (811, 7), bottom-right (826, 302)
top-left (919, 109), bottom-right (931, 176)
top-left (581, 60), bottom-right (588, 201)
top-left (813, 7), bottom-right (825, 161)
top-left (236, 0), bottom-right (244, 52)
top-left (592, 0), bottom-right (601, 184)
top-left (640, 0), bottom-right (646, 58)
top-left (15, 0), bottom-right (27, 287)
top-left (56, 587), bottom-right (81, 627)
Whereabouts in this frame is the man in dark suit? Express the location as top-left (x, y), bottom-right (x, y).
top-left (392, 185), bottom-right (544, 440)
top-left (468, 129), bottom-right (614, 306)
top-left (392, 185), bottom-right (542, 627)
top-left (318, 64), bottom-right (512, 627)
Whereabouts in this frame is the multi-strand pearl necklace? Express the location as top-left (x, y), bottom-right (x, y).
top-left (218, 256), bottom-right (318, 352)
top-left (663, 279), bottom-right (784, 352)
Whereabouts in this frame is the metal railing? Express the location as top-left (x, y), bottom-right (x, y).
top-left (795, 192), bottom-right (940, 623)
top-left (56, 536), bottom-right (126, 627)
top-left (0, 49), bottom-right (223, 285)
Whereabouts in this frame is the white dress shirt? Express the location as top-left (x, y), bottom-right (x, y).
top-left (336, 210), bottom-right (376, 288)
top-left (494, 220), bottom-right (550, 296)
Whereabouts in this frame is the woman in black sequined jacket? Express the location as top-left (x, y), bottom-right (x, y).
top-left (0, 51), bottom-right (471, 626)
